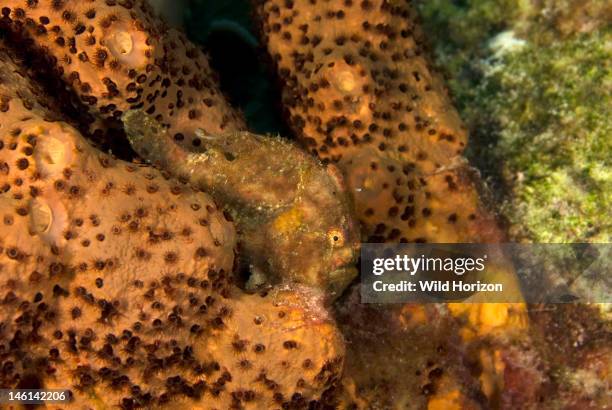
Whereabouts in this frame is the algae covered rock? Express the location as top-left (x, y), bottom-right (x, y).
top-left (418, 0), bottom-right (611, 243)
top-left (414, 3), bottom-right (611, 409)
top-left (489, 30), bottom-right (611, 243)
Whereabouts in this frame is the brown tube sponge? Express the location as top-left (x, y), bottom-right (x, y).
top-left (253, 1), bottom-right (541, 408)
top-left (0, 0), bottom-right (246, 148)
top-left (253, 0), bottom-right (501, 244)
top-left (0, 46), bottom-right (344, 409)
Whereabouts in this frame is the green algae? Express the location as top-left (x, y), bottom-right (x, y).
top-left (417, 1), bottom-right (611, 243)
top-left (492, 31), bottom-right (611, 242)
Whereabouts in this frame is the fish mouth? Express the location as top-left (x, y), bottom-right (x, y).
top-left (325, 264), bottom-right (359, 300)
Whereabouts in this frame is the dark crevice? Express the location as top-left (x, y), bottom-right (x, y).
top-left (0, 24), bottom-right (136, 161)
top-left (185, 0), bottom-right (290, 137)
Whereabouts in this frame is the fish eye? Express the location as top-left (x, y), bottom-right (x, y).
top-left (327, 228), bottom-right (345, 247)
